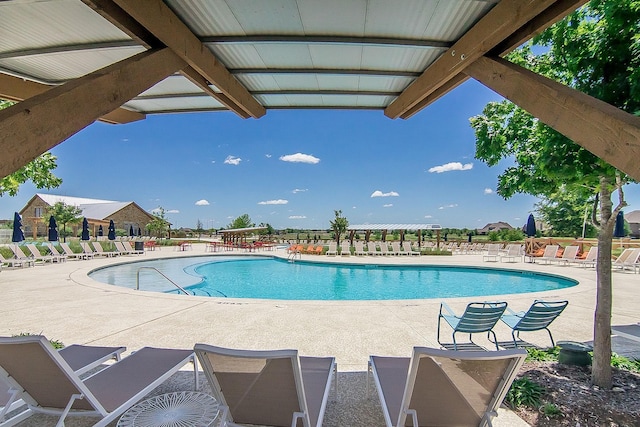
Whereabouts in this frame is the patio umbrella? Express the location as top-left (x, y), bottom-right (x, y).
top-left (526, 214), bottom-right (537, 237)
top-left (12, 212), bottom-right (24, 243)
top-left (81, 217), bottom-right (90, 240)
top-left (137, 227), bottom-right (142, 237)
top-left (108, 220), bottom-right (116, 240)
top-left (614, 211), bottom-right (625, 238)
top-left (47, 216), bottom-right (58, 241)
top-left (129, 225), bottom-right (134, 237)
top-left (98, 225), bottom-right (104, 237)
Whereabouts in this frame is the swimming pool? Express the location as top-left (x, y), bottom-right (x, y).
top-left (88, 255), bottom-right (577, 301)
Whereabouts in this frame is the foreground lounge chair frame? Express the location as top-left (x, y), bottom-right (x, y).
top-left (0, 336), bottom-right (197, 427)
top-left (369, 347), bottom-right (526, 427)
top-left (194, 344), bottom-right (336, 427)
top-left (500, 300), bottom-right (568, 348)
top-left (437, 302), bottom-right (508, 351)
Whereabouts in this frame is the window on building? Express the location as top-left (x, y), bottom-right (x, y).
top-left (34, 207), bottom-right (43, 218)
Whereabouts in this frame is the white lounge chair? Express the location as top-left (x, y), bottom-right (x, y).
top-left (194, 344), bottom-right (336, 427)
top-left (354, 241), bottom-right (366, 256)
top-left (44, 242), bottom-right (67, 263)
top-left (325, 242), bottom-right (338, 256)
top-left (552, 245), bottom-right (580, 265)
top-left (114, 241), bottom-right (133, 255)
top-left (500, 244), bottom-right (522, 262)
top-left (367, 241), bottom-right (380, 256)
top-left (391, 242), bottom-right (404, 256)
top-left (80, 241), bottom-right (97, 258)
top-left (402, 241), bottom-right (420, 256)
top-left (0, 335), bottom-right (197, 427)
top-left (576, 246), bottom-right (598, 268)
top-left (91, 241), bottom-right (116, 257)
top-left (538, 245), bottom-right (560, 264)
top-left (483, 244), bottom-right (501, 262)
top-left (378, 242), bottom-right (390, 256)
top-left (60, 242), bottom-right (92, 260)
top-left (613, 248), bottom-right (640, 272)
top-left (369, 347), bottom-right (526, 427)
top-left (25, 244), bottom-right (54, 264)
top-left (340, 240), bottom-right (351, 256)
top-left (123, 241), bottom-right (144, 255)
top-left (0, 251), bottom-right (33, 268)
top-left (0, 341), bottom-right (125, 426)
top-left (8, 245), bottom-right (35, 266)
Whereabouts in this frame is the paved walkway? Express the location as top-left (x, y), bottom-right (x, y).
top-left (1, 243), bottom-right (638, 426)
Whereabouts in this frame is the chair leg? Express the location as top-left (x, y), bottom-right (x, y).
top-left (489, 330), bottom-right (499, 351)
top-left (436, 315), bottom-right (443, 346)
top-left (546, 328), bottom-right (555, 347)
top-left (512, 330), bottom-right (519, 348)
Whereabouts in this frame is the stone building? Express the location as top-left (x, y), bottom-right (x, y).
top-left (476, 221), bottom-right (514, 235)
top-left (19, 193), bottom-right (155, 239)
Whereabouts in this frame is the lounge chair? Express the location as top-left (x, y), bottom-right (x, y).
top-left (613, 248), bottom-right (640, 272)
top-left (0, 335), bottom-right (197, 427)
top-left (8, 245), bottom-right (35, 266)
top-left (552, 245), bottom-right (580, 266)
top-left (354, 241), bottom-right (366, 256)
top-left (44, 242), bottom-right (67, 263)
top-left (313, 245), bottom-right (324, 255)
top-left (369, 346), bottom-right (526, 427)
top-left (402, 241), bottom-right (420, 256)
top-left (25, 244), bottom-right (54, 264)
top-left (499, 300), bottom-right (568, 348)
top-left (576, 246), bottom-right (597, 268)
top-left (122, 241), bottom-right (144, 255)
top-left (538, 244), bottom-right (560, 265)
top-left (367, 241), bottom-right (380, 256)
top-left (194, 344), bottom-right (336, 427)
top-left (60, 242), bottom-right (92, 260)
top-left (325, 242), bottom-right (338, 256)
top-left (0, 251), bottom-right (33, 268)
top-left (0, 341), bottom-right (125, 425)
top-left (437, 302), bottom-right (508, 351)
top-left (114, 241), bottom-right (133, 255)
top-left (80, 241), bottom-right (97, 258)
top-left (500, 244), bottom-right (522, 263)
top-left (390, 242), bottom-right (403, 256)
top-left (340, 241), bottom-right (351, 256)
top-left (483, 244), bottom-right (501, 262)
top-left (91, 241), bottom-right (116, 257)
top-left (378, 242), bottom-right (390, 256)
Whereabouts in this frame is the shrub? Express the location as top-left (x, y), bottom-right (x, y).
top-left (13, 332), bottom-right (64, 349)
top-left (526, 346), bottom-right (560, 362)
top-left (540, 403), bottom-right (562, 417)
top-left (506, 377), bottom-right (545, 408)
top-left (611, 353), bottom-right (640, 373)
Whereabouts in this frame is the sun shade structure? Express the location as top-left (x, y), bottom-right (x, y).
top-left (1, 0), bottom-right (639, 180)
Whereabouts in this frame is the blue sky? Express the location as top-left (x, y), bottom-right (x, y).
top-left (3, 79), bottom-right (640, 230)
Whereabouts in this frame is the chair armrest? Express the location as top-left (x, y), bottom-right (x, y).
top-left (504, 307), bottom-right (525, 317)
top-left (439, 302), bottom-right (457, 317)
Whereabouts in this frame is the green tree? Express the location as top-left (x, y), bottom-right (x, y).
top-left (535, 187), bottom-right (598, 238)
top-left (146, 207), bottom-right (169, 238)
top-left (228, 214), bottom-right (254, 229)
top-left (0, 100), bottom-right (63, 196)
top-left (258, 222), bottom-right (275, 236)
top-left (329, 210), bottom-right (348, 245)
top-left (46, 202), bottom-right (82, 242)
top-left (470, 0), bottom-right (639, 388)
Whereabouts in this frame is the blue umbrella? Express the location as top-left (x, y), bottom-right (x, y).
top-left (81, 217), bottom-right (90, 240)
top-left (614, 211), bottom-right (625, 238)
top-left (12, 212), bottom-right (24, 243)
top-left (98, 225), bottom-right (104, 237)
top-left (137, 227), bottom-right (142, 237)
top-left (129, 225), bottom-right (134, 237)
top-left (526, 214), bottom-right (537, 237)
top-left (48, 216), bottom-right (58, 241)
top-left (108, 220), bottom-right (116, 240)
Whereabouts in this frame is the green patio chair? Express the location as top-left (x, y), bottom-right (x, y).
top-left (437, 302), bottom-right (508, 351)
top-left (500, 300), bottom-right (568, 348)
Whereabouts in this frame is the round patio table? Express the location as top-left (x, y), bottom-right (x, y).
top-left (117, 391), bottom-right (220, 427)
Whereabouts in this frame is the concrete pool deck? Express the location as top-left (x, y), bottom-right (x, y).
top-left (1, 243), bottom-right (639, 426)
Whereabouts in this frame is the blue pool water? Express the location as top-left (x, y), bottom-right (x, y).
top-left (88, 256), bottom-right (577, 301)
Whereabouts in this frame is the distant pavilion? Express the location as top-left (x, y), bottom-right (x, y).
top-left (347, 224), bottom-right (442, 246)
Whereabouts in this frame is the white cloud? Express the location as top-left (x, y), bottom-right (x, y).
top-left (352, 206), bottom-right (357, 209)
top-left (484, 188), bottom-right (493, 195)
top-left (289, 215), bottom-right (307, 219)
top-left (265, 154), bottom-right (272, 158)
top-left (279, 153), bottom-right (320, 164)
top-left (211, 160), bottom-right (216, 164)
top-left (428, 162), bottom-right (473, 173)
top-left (371, 190), bottom-right (400, 198)
top-left (292, 188), bottom-right (308, 194)
top-left (258, 199), bottom-right (288, 205)
top-left (438, 204), bottom-right (458, 210)
top-left (195, 199), bottom-right (210, 206)
top-left (383, 204), bottom-right (393, 208)
top-left (224, 155), bottom-right (241, 165)
top-left (424, 215), bottom-right (433, 218)
top-left (166, 209), bottom-right (180, 214)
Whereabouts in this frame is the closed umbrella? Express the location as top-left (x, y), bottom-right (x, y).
top-left (98, 225), bottom-right (104, 237)
top-left (108, 220), bottom-right (116, 240)
top-left (614, 211), bottom-right (625, 238)
top-left (526, 214), bottom-right (537, 237)
top-left (48, 216), bottom-right (58, 241)
top-left (137, 227), bottom-right (142, 237)
top-left (12, 212), bottom-right (24, 243)
top-left (81, 217), bottom-right (90, 240)
top-left (129, 225), bottom-right (134, 237)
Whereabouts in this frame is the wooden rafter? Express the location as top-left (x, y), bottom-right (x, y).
top-left (386, 0), bottom-right (577, 119)
top-left (0, 74), bottom-right (144, 125)
top-left (108, 0), bottom-right (265, 119)
top-left (0, 48), bottom-right (185, 179)
top-left (465, 56), bottom-right (640, 181)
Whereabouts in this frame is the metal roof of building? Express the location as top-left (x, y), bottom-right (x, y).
top-left (349, 224), bottom-right (442, 231)
top-left (0, 0), bottom-right (500, 115)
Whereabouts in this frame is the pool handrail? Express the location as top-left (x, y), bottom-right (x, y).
top-left (136, 266), bottom-right (190, 295)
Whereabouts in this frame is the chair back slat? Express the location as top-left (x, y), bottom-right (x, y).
top-left (513, 301), bottom-right (568, 331)
top-left (455, 303), bottom-right (507, 333)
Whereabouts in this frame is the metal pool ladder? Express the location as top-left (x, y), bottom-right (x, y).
top-left (136, 266), bottom-right (191, 295)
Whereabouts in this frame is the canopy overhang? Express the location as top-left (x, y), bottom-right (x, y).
top-left (1, 0), bottom-right (639, 180)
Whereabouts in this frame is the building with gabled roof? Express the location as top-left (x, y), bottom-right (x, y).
top-left (19, 193), bottom-right (155, 239)
top-left (476, 221), bottom-right (514, 235)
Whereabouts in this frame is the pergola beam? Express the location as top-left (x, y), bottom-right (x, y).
top-left (0, 74), bottom-right (145, 125)
top-left (111, 0), bottom-right (265, 119)
top-left (464, 56), bottom-right (640, 181)
top-left (0, 48), bottom-right (184, 179)
top-left (386, 0), bottom-right (573, 119)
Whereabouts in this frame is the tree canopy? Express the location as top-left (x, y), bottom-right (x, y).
top-left (227, 214), bottom-right (254, 229)
top-left (46, 202), bottom-right (82, 242)
top-left (329, 210), bottom-right (348, 244)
